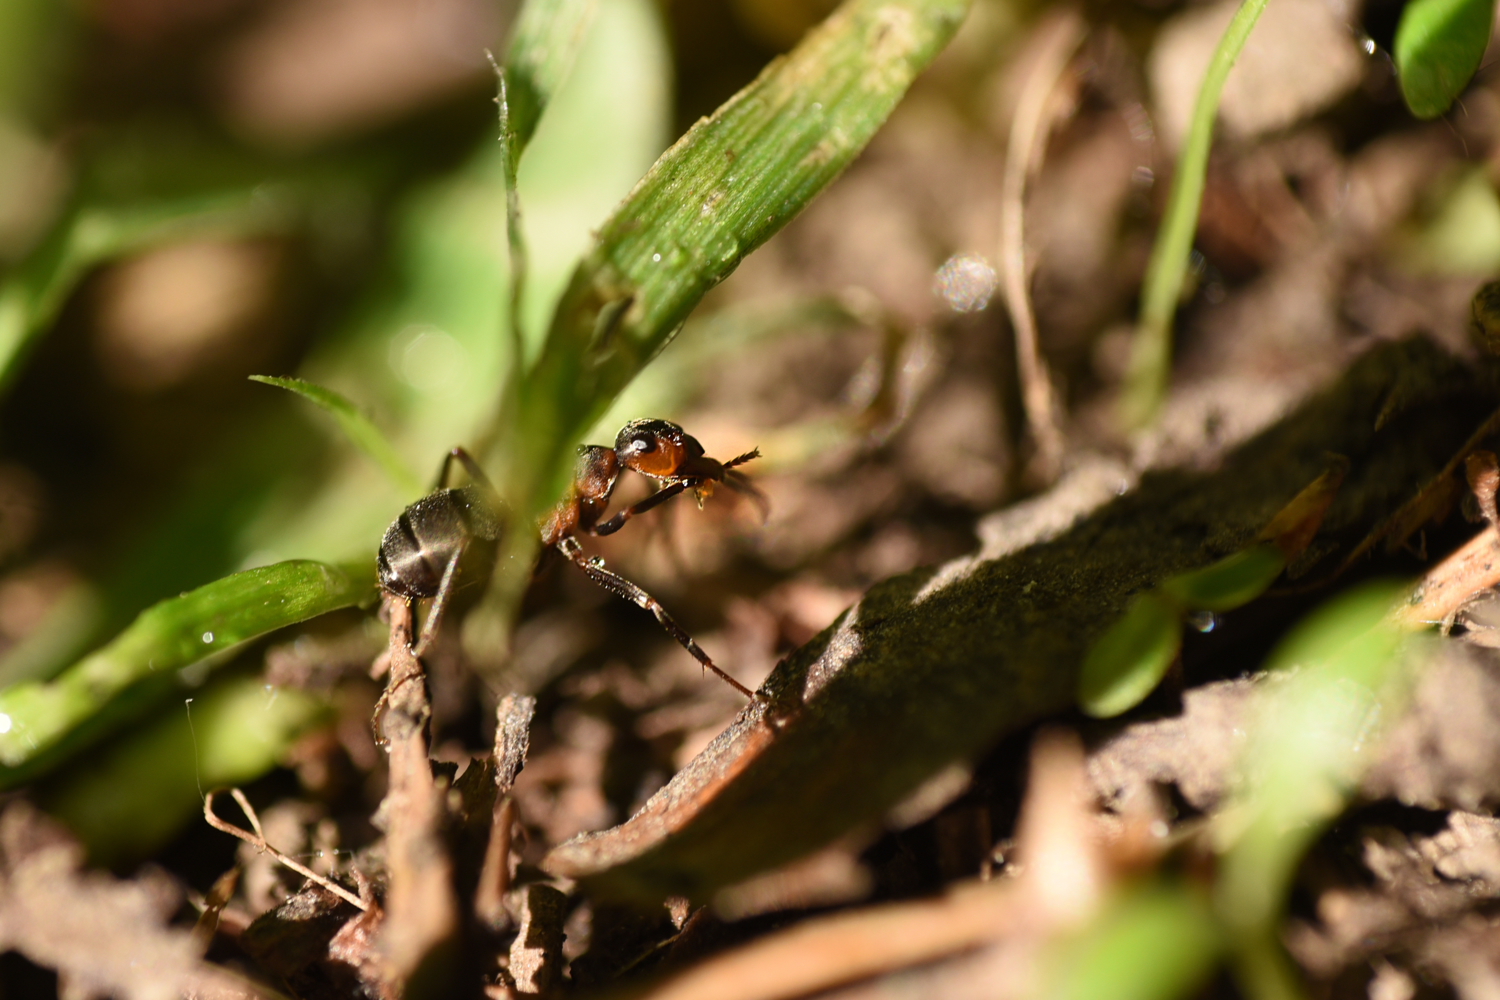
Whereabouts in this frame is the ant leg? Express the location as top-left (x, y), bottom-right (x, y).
top-left (413, 547), bottom-right (464, 658)
top-left (557, 537), bottom-right (754, 699)
top-left (432, 446), bottom-right (496, 491)
top-left (592, 480), bottom-right (693, 537)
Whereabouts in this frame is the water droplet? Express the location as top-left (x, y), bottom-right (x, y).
top-left (202, 631), bottom-right (214, 643)
top-left (1187, 610), bottom-right (1217, 633)
top-left (389, 323), bottom-right (469, 393)
top-left (652, 252), bottom-right (662, 262)
top-left (589, 556), bottom-right (605, 568)
top-left (0, 713), bottom-right (11, 735)
top-left (932, 253), bottom-right (997, 313)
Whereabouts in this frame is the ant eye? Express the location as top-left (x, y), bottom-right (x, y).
top-left (618, 429), bottom-right (658, 456)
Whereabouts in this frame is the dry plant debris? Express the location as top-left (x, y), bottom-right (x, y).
top-left (17, 1), bottom-right (1500, 998)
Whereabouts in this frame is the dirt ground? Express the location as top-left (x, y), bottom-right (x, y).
top-left (7, 0), bottom-right (1500, 998)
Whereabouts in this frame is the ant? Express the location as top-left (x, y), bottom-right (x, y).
top-left (377, 418), bottom-right (763, 698)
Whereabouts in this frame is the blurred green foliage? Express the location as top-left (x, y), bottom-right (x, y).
top-left (0, 0), bottom-right (969, 860)
top-left (1064, 581), bottom-right (1412, 1000)
top-left (1125, 0), bottom-right (1269, 426)
top-left (1395, 0), bottom-right (1494, 119)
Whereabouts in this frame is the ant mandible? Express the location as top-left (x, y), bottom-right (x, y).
top-left (377, 418), bottom-right (763, 698)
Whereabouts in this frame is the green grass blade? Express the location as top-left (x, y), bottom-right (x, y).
top-left (0, 558), bottom-right (374, 781)
top-left (1395, 0), bottom-right (1494, 119)
top-left (495, 0), bottom-right (600, 376)
top-left (509, 0), bottom-right (971, 516)
top-left (250, 375), bottom-right (422, 497)
top-left (0, 189), bottom-right (282, 394)
top-left (502, 0), bottom-right (598, 156)
top-left (1123, 0), bottom-right (1269, 427)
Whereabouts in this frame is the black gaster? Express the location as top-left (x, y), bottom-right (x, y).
top-left (376, 485), bottom-right (501, 600)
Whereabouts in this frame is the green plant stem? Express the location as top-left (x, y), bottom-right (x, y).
top-left (494, 0), bottom-right (598, 372)
top-left (1124, 0), bottom-right (1269, 426)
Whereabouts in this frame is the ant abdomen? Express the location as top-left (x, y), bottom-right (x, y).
top-left (377, 484), bottom-right (501, 601)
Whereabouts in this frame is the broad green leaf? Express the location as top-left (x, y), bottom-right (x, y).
top-left (250, 375), bottom-right (422, 497)
top-left (1078, 591), bottom-right (1183, 718)
top-left (1395, 0), bottom-right (1494, 119)
top-left (507, 0), bottom-right (972, 519)
top-left (43, 674), bottom-right (326, 865)
top-left (0, 558), bottom-right (373, 781)
top-left (1161, 544), bottom-right (1285, 612)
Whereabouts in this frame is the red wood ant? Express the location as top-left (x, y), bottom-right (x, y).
top-left (377, 419), bottom-right (763, 698)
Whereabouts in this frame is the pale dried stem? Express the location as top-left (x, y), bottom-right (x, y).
top-left (377, 595), bottom-right (460, 985)
top-left (475, 796), bottom-right (517, 929)
top-left (999, 10), bottom-right (1084, 485)
top-left (1396, 450), bottom-right (1500, 628)
top-left (203, 788), bottom-right (367, 912)
top-left (476, 693), bottom-right (535, 929)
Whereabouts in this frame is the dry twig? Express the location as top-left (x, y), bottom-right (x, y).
top-left (376, 596), bottom-right (460, 990)
top-left (998, 10), bottom-right (1084, 485)
top-left (203, 789), bottom-right (367, 912)
top-left (476, 693), bottom-right (536, 928)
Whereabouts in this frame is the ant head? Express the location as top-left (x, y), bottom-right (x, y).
top-left (614, 418), bottom-right (721, 481)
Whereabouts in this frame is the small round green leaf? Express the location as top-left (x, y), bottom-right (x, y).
top-left (1160, 543), bottom-right (1286, 613)
top-left (1079, 591), bottom-right (1183, 718)
top-left (1395, 0), bottom-right (1495, 119)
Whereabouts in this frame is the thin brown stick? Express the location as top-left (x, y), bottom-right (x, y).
top-left (204, 788), bottom-right (368, 912)
top-left (640, 880), bottom-right (1020, 1000)
top-left (998, 10), bottom-right (1085, 485)
top-left (376, 595), bottom-right (460, 987)
top-left (1396, 525), bottom-right (1500, 629)
top-left (475, 796), bottom-right (517, 929)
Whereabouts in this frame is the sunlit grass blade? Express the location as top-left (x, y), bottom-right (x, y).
top-left (0, 188), bottom-right (282, 393)
top-left (1123, 0), bottom-right (1269, 427)
top-left (508, 0), bottom-right (972, 518)
top-left (0, 558), bottom-right (374, 782)
top-left (250, 375), bottom-right (422, 497)
top-left (1395, 0), bottom-right (1494, 119)
top-left (494, 0), bottom-right (600, 369)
